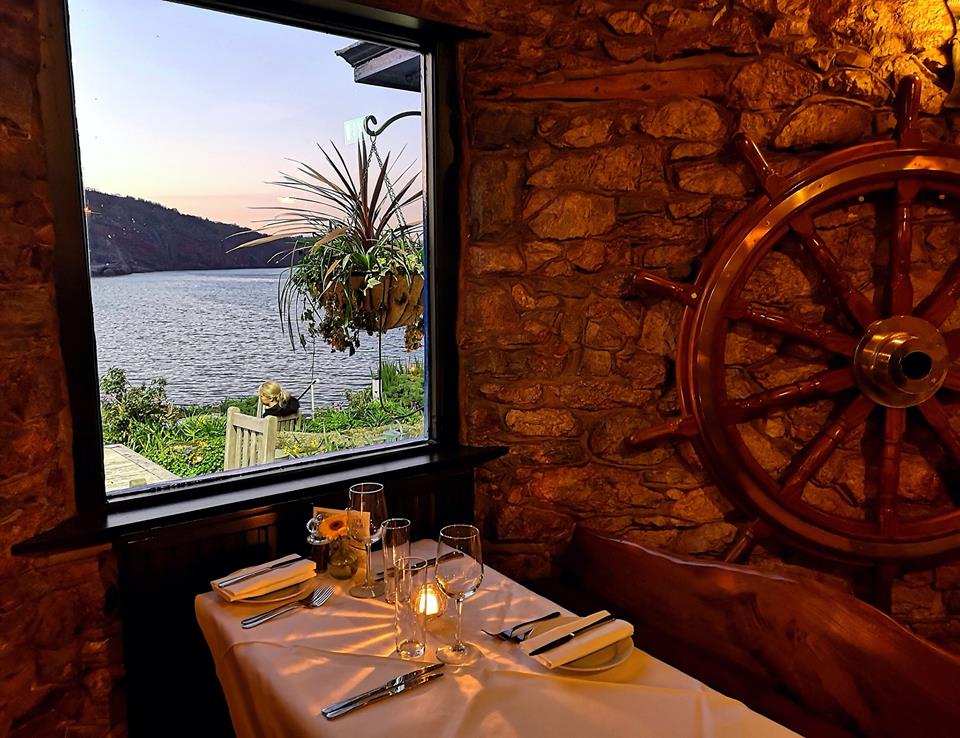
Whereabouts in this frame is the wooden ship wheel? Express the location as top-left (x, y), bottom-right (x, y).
top-left (626, 76), bottom-right (960, 579)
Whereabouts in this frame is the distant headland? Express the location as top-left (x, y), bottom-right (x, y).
top-left (85, 190), bottom-right (292, 276)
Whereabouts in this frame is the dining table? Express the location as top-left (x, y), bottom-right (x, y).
top-left (195, 539), bottom-right (800, 738)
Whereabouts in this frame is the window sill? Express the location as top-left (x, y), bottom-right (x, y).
top-left (13, 442), bottom-right (505, 556)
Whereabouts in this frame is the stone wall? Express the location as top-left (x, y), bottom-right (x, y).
top-left (0, 1), bottom-right (124, 735)
top-left (359, 0), bottom-right (960, 651)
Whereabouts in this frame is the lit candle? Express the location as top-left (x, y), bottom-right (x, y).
top-left (415, 582), bottom-right (447, 620)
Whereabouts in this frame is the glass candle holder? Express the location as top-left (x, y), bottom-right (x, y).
top-left (415, 581), bottom-right (448, 622)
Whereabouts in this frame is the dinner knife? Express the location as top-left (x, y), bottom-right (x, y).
top-left (526, 613), bottom-right (616, 656)
top-left (321, 662), bottom-right (443, 715)
top-left (323, 671), bottom-right (444, 719)
top-left (215, 556), bottom-right (303, 588)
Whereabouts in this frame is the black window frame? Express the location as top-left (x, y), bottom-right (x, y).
top-left (42, 0), bottom-right (467, 523)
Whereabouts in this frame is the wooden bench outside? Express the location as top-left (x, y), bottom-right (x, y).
top-left (223, 407), bottom-right (278, 471)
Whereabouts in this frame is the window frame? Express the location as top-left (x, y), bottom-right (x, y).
top-left (41, 0), bottom-right (466, 521)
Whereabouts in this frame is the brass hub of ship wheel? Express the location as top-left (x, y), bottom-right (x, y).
top-left (853, 316), bottom-right (949, 408)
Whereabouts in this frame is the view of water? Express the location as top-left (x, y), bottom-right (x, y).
top-left (91, 269), bottom-right (423, 407)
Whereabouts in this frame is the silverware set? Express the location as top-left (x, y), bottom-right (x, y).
top-left (216, 555), bottom-right (304, 589)
top-left (481, 611), bottom-right (562, 642)
top-left (240, 584), bottom-right (333, 629)
top-left (322, 662), bottom-right (444, 719)
top-left (526, 613), bottom-right (616, 656)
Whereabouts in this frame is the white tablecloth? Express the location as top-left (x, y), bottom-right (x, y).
top-left (196, 540), bottom-right (799, 738)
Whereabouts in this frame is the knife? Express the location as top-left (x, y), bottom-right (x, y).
top-left (323, 671), bottom-right (444, 719)
top-left (215, 556), bottom-right (303, 588)
top-left (527, 613), bottom-right (617, 656)
top-left (321, 662), bottom-right (443, 715)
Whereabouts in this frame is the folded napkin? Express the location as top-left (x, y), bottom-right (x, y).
top-left (520, 610), bottom-right (634, 669)
top-left (212, 554), bottom-right (316, 603)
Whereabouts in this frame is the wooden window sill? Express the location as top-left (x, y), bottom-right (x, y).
top-left (13, 442), bottom-right (504, 555)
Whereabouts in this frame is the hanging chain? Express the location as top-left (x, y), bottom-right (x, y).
top-left (367, 130), bottom-right (408, 231)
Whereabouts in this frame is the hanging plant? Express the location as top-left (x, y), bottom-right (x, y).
top-left (230, 139), bottom-right (423, 354)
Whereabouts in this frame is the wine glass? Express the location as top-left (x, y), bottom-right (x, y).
top-left (347, 481), bottom-right (387, 598)
top-left (435, 524), bottom-right (483, 665)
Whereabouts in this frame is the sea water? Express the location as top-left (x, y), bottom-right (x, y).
top-left (91, 268), bottom-right (423, 407)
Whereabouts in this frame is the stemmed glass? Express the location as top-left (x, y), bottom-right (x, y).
top-left (435, 524), bottom-right (483, 665)
top-left (347, 481), bottom-right (387, 598)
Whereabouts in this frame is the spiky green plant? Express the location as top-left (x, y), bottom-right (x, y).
top-left (230, 140), bottom-right (423, 354)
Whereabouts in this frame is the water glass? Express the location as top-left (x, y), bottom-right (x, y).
top-left (394, 556), bottom-right (428, 659)
top-left (347, 481), bottom-right (387, 598)
top-left (380, 517), bottom-right (412, 604)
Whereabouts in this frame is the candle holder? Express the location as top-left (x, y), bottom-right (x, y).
top-left (415, 581), bottom-right (448, 622)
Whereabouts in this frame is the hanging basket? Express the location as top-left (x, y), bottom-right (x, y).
top-left (331, 272), bottom-right (424, 332)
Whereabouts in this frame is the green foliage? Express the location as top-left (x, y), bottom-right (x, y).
top-left (100, 367), bottom-right (174, 445)
top-left (100, 363), bottom-right (425, 481)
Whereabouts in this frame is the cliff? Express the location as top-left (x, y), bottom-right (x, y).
top-left (84, 190), bottom-right (292, 275)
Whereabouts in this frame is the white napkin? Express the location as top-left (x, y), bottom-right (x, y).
top-left (520, 610), bottom-right (634, 669)
top-left (212, 554), bottom-right (316, 602)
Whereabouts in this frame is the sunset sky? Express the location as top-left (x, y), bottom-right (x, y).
top-left (67, 0), bottom-right (422, 229)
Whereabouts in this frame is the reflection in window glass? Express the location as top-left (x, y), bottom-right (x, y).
top-left (67, 0), bottom-right (426, 496)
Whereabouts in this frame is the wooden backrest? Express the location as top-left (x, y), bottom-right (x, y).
top-left (256, 398), bottom-right (301, 432)
top-left (223, 407), bottom-right (278, 471)
top-left (568, 527), bottom-right (960, 738)
top-left (274, 413), bottom-right (301, 432)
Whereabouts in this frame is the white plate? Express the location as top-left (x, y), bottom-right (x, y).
top-left (233, 578), bottom-right (315, 604)
top-left (528, 616), bottom-right (633, 674)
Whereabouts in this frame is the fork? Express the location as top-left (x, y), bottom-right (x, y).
top-left (482, 611), bottom-right (562, 641)
top-left (241, 585), bottom-right (333, 629)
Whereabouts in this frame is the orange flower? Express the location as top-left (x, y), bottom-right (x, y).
top-left (318, 512), bottom-right (348, 539)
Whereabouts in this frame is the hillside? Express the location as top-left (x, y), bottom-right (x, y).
top-left (84, 190), bottom-right (293, 276)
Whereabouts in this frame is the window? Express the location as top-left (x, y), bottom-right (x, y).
top-left (49, 0), bottom-right (460, 512)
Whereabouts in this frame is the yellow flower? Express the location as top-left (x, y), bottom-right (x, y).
top-left (318, 512), bottom-right (348, 539)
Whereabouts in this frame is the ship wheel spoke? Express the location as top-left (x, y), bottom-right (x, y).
top-left (878, 408), bottom-right (906, 536)
top-left (944, 369), bottom-right (960, 392)
top-left (944, 329), bottom-right (960, 358)
top-left (917, 397), bottom-right (960, 466)
top-left (915, 259), bottom-right (960, 327)
top-left (889, 181), bottom-right (919, 316)
top-left (791, 215), bottom-right (879, 329)
top-left (779, 395), bottom-right (876, 501)
top-left (725, 367), bottom-right (855, 423)
top-left (727, 301), bottom-right (858, 356)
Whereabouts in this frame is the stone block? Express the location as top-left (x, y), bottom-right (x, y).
top-left (0, 57), bottom-right (35, 138)
top-left (525, 191), bottom-right (616, 240)
top-left (892, 583), bottom-right (946, 622)
top-left (468, 157), bottom-right (524, 241)
top-left (471, 106), bottom-right (536, 149)
top-left (675, 160), bottom-right (750, 197)
top-left (495, 505), bottom-right (575, 542)
top-left (565, 240), bottom-right (605, 272)
top-left (507, 441), bottom-right (588, 467)
top-left (604, 10), bottom-right (653, 36)
top-left (773, 99), bottom-right (872, 149)
top-left (478, 382), bottom-right (543, 406)
top-left (465, 244), bottom-right (524, 275)
top-left (730, 56), bottom-right (820, 109)
top-left (674, 521), bottom-right (738, 555)
top-left (504, 408), bottom-right (579, 437)
top-left (640, 97), bottom-right (727, 143)
top-left (935, 562), bottom-right (960, 590)
top-left (527, 143), bottom-right (662, 192)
